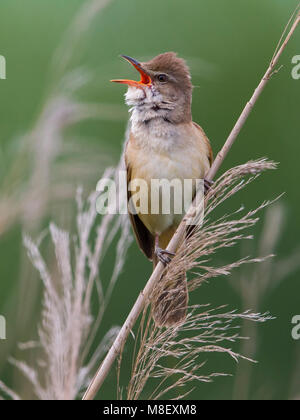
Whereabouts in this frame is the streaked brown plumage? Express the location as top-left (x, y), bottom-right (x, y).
top-left (112, 52), bottom-right (213, 326)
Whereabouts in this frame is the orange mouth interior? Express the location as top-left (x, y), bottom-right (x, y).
top-left (111, 55), bottom-right (152, 87)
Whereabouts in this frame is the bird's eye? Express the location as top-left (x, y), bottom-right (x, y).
top-left (157, 74), bottom-right (168, 83)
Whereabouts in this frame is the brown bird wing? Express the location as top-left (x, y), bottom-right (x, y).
top-left (192, 122), bottom-right (213, 166)
top-left (186, 122), bottom-right (213, 238)
top-left (125, 156), bottom-right (154, 261)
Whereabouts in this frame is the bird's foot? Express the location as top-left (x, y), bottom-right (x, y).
top-left (204, 178), bottom-right (214, 195)
top-left (155, 247), bottom-right (175, 266)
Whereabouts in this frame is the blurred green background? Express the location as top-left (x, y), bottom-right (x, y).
top-left (0, 0), bottom-right (299, 400)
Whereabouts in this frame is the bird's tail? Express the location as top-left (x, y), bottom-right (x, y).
top-left (151, 238), bottom-right (188, 327)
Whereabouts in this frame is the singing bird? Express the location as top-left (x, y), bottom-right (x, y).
top-left (111, 52), bottom-right (213, 326)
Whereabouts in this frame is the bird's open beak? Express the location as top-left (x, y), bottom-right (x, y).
top-left (111, 55), bottom-right (152, 87)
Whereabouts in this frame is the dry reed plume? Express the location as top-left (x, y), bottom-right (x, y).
top-left (124, 159), bottom-right (276, 400)
top-left (232, 202), bottom-right (300, 400)
top-left (0, 166), bottom-right (132, 399)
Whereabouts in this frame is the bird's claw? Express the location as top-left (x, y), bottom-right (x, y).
top-left (204, 178), bottom-right (214, 195)
top-left (155, 247), bottom-right (175, 266)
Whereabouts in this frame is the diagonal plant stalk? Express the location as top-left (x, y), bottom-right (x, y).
top-left (83, 8), bottom-right (300, 400)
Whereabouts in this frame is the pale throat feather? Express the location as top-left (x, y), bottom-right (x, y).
top-left (125, 86), bottom-right (181, 153)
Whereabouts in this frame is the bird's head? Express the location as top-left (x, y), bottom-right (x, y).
top-left (111, 52), bottom-right (193, 124)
